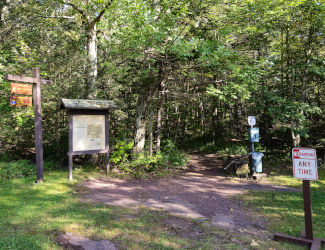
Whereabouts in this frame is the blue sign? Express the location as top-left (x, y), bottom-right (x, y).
top-left (249, 127), bottom-right (259, 142)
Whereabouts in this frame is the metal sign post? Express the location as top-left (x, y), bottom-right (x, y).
top-left (248, 116), bottom-right (257, 176)
top-left (6, 67), bottom-right (52, 183)
top-left (274, 148), bottom-right (324, 249)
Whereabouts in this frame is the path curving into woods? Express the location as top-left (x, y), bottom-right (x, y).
top-left (79, 154), bottom-right (297, 233)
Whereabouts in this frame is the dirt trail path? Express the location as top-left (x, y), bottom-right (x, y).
top-left (80, 154), bottom-right (296, 232)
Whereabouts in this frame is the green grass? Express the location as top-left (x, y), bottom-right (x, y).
top-left (242, 168), bottom-right (325, 249)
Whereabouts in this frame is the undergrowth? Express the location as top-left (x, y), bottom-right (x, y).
top-left (109, 139), bottom-right (187, 178)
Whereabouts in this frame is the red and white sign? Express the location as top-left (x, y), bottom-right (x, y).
top-left (292, 148), bottom-right (318, 181)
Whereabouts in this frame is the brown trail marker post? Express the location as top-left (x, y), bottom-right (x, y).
top-left (61, 99), bottom-right (118, 181)
top-left (6, 67), bottom-right (52, 183)
top-left (273, 148), bottom-right (325, 250)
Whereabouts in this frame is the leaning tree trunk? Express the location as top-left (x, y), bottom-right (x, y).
top-left (86, 24), bottom-right (98, 99)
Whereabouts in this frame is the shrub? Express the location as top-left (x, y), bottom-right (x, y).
top-left (110, 139), bottom-right (187, 178)
top-left (0, 160), bottom-right (34, 181)
top-left (110, 141), bottom-right (134, 164)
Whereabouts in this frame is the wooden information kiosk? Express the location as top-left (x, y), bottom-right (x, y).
top-left (61, 99), bottom-right (118, 180)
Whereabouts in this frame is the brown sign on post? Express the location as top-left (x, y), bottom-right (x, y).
top-left (11, 83), bottom-right (33, 95)
top-left (6, 68), bottom-right (52, 184)
top-left (10, 96), bottom-right (33, 107)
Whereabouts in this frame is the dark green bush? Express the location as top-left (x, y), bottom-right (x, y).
top-left (109, 139), bottom-right (187, 178)
top-left (0, 160), bottom-right (34, 181)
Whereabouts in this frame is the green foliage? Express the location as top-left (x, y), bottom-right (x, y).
top-left (0, 160), bottom-right (34, 181)
top-left (115, 150), bottom-right (187, 179)
top-left (110, 140), bottom-right (187, 178)
top-left (109, 141), bottom-right (134, 164)
top-left (261, 90), bottom-right (322, 138)
top-left (180, 136), bottom-right (248, 155)
top-left (1, 0), bottom-right (324, 164)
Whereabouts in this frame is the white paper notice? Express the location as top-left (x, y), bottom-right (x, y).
top-left (73, 115), bottom-right (105, 151)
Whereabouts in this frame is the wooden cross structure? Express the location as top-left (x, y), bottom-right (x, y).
top-left (6, 67), bottom-right (52, 183)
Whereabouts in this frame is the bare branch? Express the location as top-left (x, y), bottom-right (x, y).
top-left (37, 15), bottom-right (75, 19)
top-left (90, 1), bottom-right (112, 28)
top-left (65, 2), bottom-right (89, 24)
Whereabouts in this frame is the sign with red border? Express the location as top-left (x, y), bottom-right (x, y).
top-left (292, 148), bottom-right (318, 181)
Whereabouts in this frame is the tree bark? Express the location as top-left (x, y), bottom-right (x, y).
top-left (149, 94), bottom-right (154, 156)
top-left (174, 106), bottom-right (180, 144)
top-left (156, 78), bottom-right (165, 151)
top-left (86, 23), bottom-right (98, 99)
top-left (133, 84), bottom-right (150, 155)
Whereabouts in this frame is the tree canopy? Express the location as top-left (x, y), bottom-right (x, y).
top-left (1, 0), bottom-right (324, 161)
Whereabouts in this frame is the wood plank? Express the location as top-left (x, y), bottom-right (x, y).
top-left (67, 149), bottom-right (109, 156)
top-left (6, 74), bottom-right (36, 83)
top-left (273, 233), bottom-right (312, 247)
top-left (6, 74), bottom-right (52, 85)
top-left (310, 239), bottom-right (321, 250)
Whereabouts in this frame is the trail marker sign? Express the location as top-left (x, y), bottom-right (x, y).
top-left (248, 116), bottom-right (256, 126)
top-left (6, 68), bottom-right (52, 183)
top-left (292, 148), bottom-right (318, 181)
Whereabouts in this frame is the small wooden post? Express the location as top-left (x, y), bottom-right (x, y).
top-left (105, 113), bottom-right (110, 175)
top-left (303, 180), bottom-right (313, 240)
top-left (33, 68), bottom-right (44, 183)
top-left (68, 154), bottom-right (73, 181)
top-left (68, 113), bottom-right (73, 181)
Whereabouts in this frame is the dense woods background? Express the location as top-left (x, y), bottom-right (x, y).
top-left (0, 0), bottom-right (324, 167)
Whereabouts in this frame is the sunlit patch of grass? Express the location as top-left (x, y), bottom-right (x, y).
top-left (242, 190), bottom-right (325, 247)
top-left (241, 158), bottom-right (325, 248)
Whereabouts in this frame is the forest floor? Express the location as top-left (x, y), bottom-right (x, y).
top-left (79, 154), bottom-right (300, 244)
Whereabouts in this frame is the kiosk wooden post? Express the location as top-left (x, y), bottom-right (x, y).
top-left (6, 68), bottom-right (52, 183)
top-left (61, 99), bottom-right (117, 181)
top-left (274, 148), bottom-right (324, 250)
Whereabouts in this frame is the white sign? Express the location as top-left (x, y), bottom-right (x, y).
top-left (73, 115), bottom-right (105, 151)
top-left (292, 148), bottom-right (318, 181)
top-left (248, 116), bottom-right (256, 126)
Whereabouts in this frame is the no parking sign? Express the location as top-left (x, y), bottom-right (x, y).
top-left (292, 148), bottom-right (318, 181)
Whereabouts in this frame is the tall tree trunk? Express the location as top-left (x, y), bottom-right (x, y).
top-left (67, 2), bottom-right (111, 98)
top-left (133, 84), bottom-right (150, 155)
top-left (174, 106), bottom-right (180, 144)
top-left (286, 28), bottom-right (300, 147)
top-left (86, 24), bottom-right (98, 99)
top-left (156, 78), bottom-right (165, 151)
top-left (302, 27), bottom-right (313, 103)
top-left (149, 94), bottom-right (154, 156)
